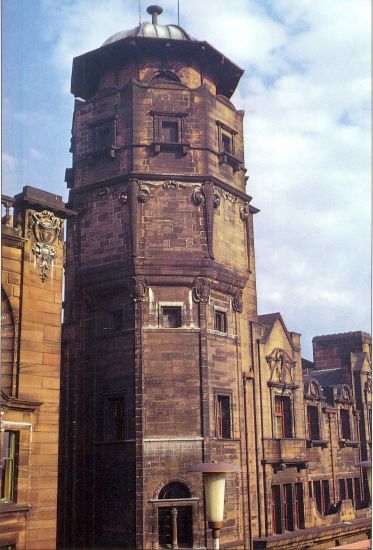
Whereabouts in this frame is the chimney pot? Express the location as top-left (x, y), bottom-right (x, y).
top-left (147, 5), bottom-right (163, 25)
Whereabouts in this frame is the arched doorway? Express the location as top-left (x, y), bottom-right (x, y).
top-left (158, 482), bottom-right (193, 549)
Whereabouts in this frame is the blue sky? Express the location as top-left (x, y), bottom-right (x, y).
top-left (2, 0), bottom-right (371, 358)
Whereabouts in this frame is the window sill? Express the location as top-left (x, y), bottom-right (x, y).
top-left (150, 141), bottom-right (189, 155)
top-left (306, 439), bottom-right (329, 448)
top-left (0, 502), bottom-right (31, 515)
top-left (218, 151), bottom-right (241, 172)
top-left (339, 439), bottom-right (359, 448)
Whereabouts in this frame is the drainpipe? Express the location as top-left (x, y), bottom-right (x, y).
top-left (327, 409), bottom-right (337, 502)
top-left (257, 338), bottom-right (269, 537)
top-left (249, 321), bottom-right (262, 539)
top-left (242, 373), bottom-right (254, 550)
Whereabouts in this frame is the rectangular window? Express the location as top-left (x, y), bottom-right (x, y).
top-left (162, 306), bottom-right (182, 328)
top-left (354, 477), bottom-right (361, 507)
top-left (274, 395), bottom-right (293, 438)
top-left (221, 133), bottom-right (232, 153)
top-left (283, 484), bottom-right (294, 531)
top-left (271, 485), bottom-right (282, 534)
top-left (216, 395), bottom-right (231, 438)
top-left (161, 120), bottom-right (179, 142)
top-left (339, 478), bottom-right (346, 501)
top-left (105, 396), bottom-right (127, 441)
top-left (214, 310), bottom-right (227, 333)
top-left (308, 481), bottom-right (313, 498)
top-left (314, 480), bottom-right (322, 514)
top-left (368, 409), bottom-right (372, 442)
top-left (1, 431), bottom-right (19, 502)
top-left (307, 405), bottom-right (320, 440)
top-left (95, 121), bottom-right (115, 151)
top-left (295, 483), bottom-right (305, 529)
top-left (340, 409), bottom-right (351, 439)
top-left (347, 478), bottom-right (354, 503)
top-left (109, 310), bottom-right (123, 331)
top-left (322, 480), bottom-right (330, 514)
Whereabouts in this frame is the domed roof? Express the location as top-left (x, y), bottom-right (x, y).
top-left (102, 5), bottom-right (194, 46)
top-left (102, 22), bottom-right (193, 46)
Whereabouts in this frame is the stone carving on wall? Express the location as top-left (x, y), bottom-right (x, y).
top-left (232, 288), bottom-right (243, 313)
top-left (137, 184), bottom-right (151, 203)
top-left (192, 187), bottom-right (205, 206)
top-left (163, 180), bottom-right (187, 190)
top-left (192, 277), bottom-right (211, 303)
top-left (240, 203), bottom-right (250, 221)
top-left (132, 277), bottom-right (148, 302)
top-left (304, 379), bottom-right (324, 401)
top-left (335, 385), bottom-right (353, 404)
top-left (31, 210), bottom-right (63, 282)
top-left (266, 348), bottom-right (296, 386)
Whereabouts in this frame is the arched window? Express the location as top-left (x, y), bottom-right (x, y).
top-left (159, 481), bottom-right (191, 500)
top-left (150, 71), bottom-right (181, 86)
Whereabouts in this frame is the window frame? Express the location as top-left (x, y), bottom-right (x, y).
top-left (214, 308), bottom-right (228, 334)
top-left (158, 302), bottom-right (184, 329)
top-left (307, 404), bottom-right (321, 440)
top-left (1, 430), bottom-right (19, 503)
top-left (340, 407), bottom-right (352, 440)
top-left (93, 118), bottom-right (117, 152)
top-left (215, 392), bottom-right (233, 439)
top-left (271, 482), bottom-right (305, 534)
top-left (274, 394), bottom-right (293, 438)
top-left (104, 393), bottom-right (128, 442)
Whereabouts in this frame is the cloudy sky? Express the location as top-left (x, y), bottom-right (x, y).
top-left (3, 0), bottom-right (371, 358)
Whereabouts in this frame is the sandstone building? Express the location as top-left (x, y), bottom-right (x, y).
top-left (1, 187), bottom-right (71, 549)
top-left (1, 5), bottom-right (370, 550)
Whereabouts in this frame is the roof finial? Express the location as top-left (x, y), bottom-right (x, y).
top-left (147, 5), bottom-right (163, 25)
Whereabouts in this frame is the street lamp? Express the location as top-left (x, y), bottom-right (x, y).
top-left (356, 460), bottom-right (372, 501)
top-left (191, 462), bottom-right (239, 549)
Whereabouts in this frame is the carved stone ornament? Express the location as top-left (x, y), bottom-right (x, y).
top-left (31, 210), bottom-right (62, 282)
top-left (365, 377), bottom-right (372, 394)
top-left (266, 348), bottom-right (296, 386)
top-left (192, 277), bottom-right (211, 303)
top-left (305, 379), bottom-right (323, 401)
top-left (132, 277), bottom-right (148, 302)
top-left (240, 203), bottom-right (250, 221)
top-left (232, 288), bottom-right (243, 313)
top-left (137, 184), bottom-right (151, 203)
top-left (213, 194), bottom-right (221, 208)
top-left (163, 180), bottom-right (187, 190)
top-left (192, 187), bottom-right (205, 206)
top-left (118, 191), bottom-right (128, 204)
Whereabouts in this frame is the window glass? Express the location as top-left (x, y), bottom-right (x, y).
top-left (295, 483), bottom-right (305, 529)
top-left (314, 480), bottom-right (322, 514)
top-left (162, 307), bottom-right (182, 328)
top-left (95, 122), bottom-right (114, 150)
top-left (271, 485), bottom-right (282, 534)
top-left (340, 409), bottom-right (351, 439)
top-left (274, 396), bottom-right (292, 438)
top-left (221, 133), bottom-right (232, 153)
top-left (307, 405), bottom-right (320, 440)
top-left (216, 395), bottom-right (231, 438)
top-left (1, 431), bottom-right (18, 502)
top-left (105, 396), bottom-right (127, 441)
top-left (339, 478), bottom-right (346, 500)
top-left (283, 484), bottom-right (294, 531)
top-left (214, 311), bottom-right (227, 333)
top-left (161, 121), bottom-right (179, 142)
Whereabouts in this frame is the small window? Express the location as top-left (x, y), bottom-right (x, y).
top-left (313, 480), bottom-right (322, 514)
top-left (308, 481), bottom-right (313, 498)
top-left (109, 310), bottom-right (123, 331)
top-left (221, 133), bottom-right (232, 153)
top-left (162, 307), bottom-right (182, 328)
top-left (339, 478), bottom-right (346, 500)
top-left (214, 310), bottom-right (227, 333)
top-left (274, 395), bottom-right (293, 438)
top-left (1, 431), bottom-right (19, 502)
top-left (105, 396), bottom-right (127, 441)
top-left (271, 485), bottom-right (282, 534)
top-left (346, 478), bottom-right (354, 502)
top-left (161, 121), bottom-right (179, 143)
top-left (95, 121), bottom-right (114, 151)
top-left (354, 477), bottom-right (362, 507)
top-left (307, 405), bottom-right (320, 440)
top-left (295, 483), bottom-right (305, 529)
top-left (283, 483), bottom-right (294, 531)
top-left (322, 480), bottom-right (330, 514)
top-left (340, 409), bottom-right (351, 440)
top-left (216, 395), bottom-right (231, 438)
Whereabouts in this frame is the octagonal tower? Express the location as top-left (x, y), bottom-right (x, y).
top-left (58, 6), bottom-right (258, 549)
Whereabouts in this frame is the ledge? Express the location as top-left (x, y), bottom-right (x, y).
top-left (150, 141), bottom-right (189, 155)
top-left (218, 150), bottom-right (241, 172)
top-left (339, 440), bottom-right (359, 448)
top-left (0, 502), bottom-right (31, 515)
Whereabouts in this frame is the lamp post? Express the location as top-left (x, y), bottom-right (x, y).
top-left (356, 460), bottom-right (372, 501)
top-left (191, 462), bottom-right (239, 550)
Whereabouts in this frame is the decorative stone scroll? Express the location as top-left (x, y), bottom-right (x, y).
top-left (192, 277), bottom-right (211, 303)
top-left (266, 348), bottom-right (296, 387)
top-left (132, 277), bottom-right (148, 302)
top-left (163, 180), bottom-right (187, 190)
top-left (232, 288), bottom-right (243, 313)
top-left (31, 210), bottom-right (63, 282)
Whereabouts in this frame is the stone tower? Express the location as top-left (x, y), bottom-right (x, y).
top-left (58, 6), bottom-right (259, 549)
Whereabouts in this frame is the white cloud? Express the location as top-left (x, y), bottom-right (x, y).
top-left (29, 147), bottom-right (43, 159)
